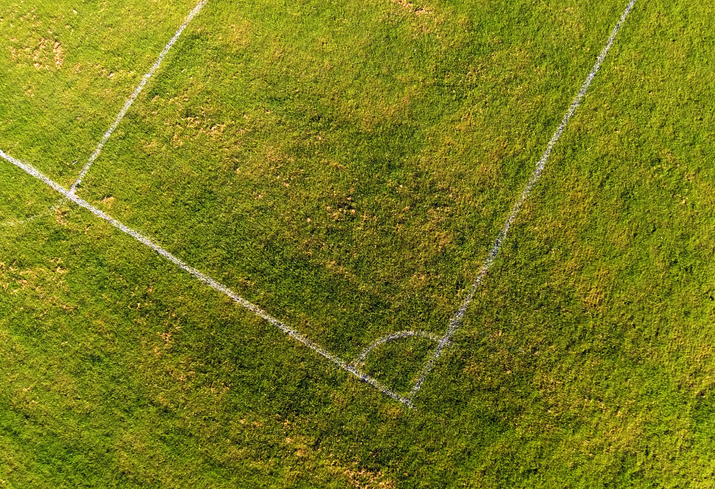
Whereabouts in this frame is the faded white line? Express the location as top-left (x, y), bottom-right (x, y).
top-left (409, 0), bottom-right (638, 398)
top-left (0, 148), bottom-right (412, 407)
top-left (70, 0), bottom-right (208, 193)
top-left (0, 204), bottom-right (58, 228)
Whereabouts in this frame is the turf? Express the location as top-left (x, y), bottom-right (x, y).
top-left (77, 0), bottom-right (625, 378)
top-left (1, 0), bottom-right (714, 487)
top-left (0, 0), bottom-right (197, 187)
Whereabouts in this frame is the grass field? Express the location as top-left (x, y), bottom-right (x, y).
top-left (1, 0), bottom-right (714, 487)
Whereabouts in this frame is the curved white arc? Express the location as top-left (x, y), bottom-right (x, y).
top-left (352, 330), bottom-right (441, 366)
top-left (0, 149), bottom-right (412, 407)
top-left (1, 0), bottom-right (637, 408)
top-left (409, 0), bottom-right (638, 399)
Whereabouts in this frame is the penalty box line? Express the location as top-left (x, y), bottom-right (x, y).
top-left (409, 0), bottom-right (639, 398)
top-left (0, 149), bottom-right (412, 407)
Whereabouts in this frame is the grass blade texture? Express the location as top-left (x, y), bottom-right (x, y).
top-left (1, 0), bottom-right (714, 487)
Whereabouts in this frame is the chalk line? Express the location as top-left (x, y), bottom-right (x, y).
top-left (0, 0), bottom-right (209, 229)
top-left (0, 205), bottom-right (58, 228)
top-left (0, 148), bottom-right (412, 407)
top-left (0, 0), bottom-right (413, 407)
top-left (70, 0), bottom-right (208, 193)
top-left (409, 0), bottom-right (637, 398)
top-left (1, 0), bottom-right (636, 407)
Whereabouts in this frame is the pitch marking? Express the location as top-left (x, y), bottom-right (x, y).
top-left (0, 205), bottom-right (57, 228)
top-left (351, 330), bottom-right (441, 367)
top-left (0, 148), bottom-right (412, 407)
top-left (1, 0), bottom-right (636, 406)
top-left (409, 0), bottom-right (638, 398)
top-left (70, 0), bottom-right (208, 193)
top-left (0, 0), bottom-right (209, 229)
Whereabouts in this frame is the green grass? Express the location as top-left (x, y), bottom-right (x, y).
top-left (78, 0), bottom-right (625, 377)
top-left (1, 0), bottom-right (714, 487)
top-left (0, 0), bottom-right (197, 187)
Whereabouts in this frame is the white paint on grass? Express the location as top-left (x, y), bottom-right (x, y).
top-left (0, 205), bottom-right (58, 228)
top-left (408, 0), bottom-right (638, 399)
top-left (1, 0), bottom-right (636, 406)
top-left (0, 148), bottom-right (412, 407)
top-left (0, 0), bottom-right (414, 407)
top-left (70, 0), bottom-right (208, 193)
top-left (0, 0), bottom-right (209, 228)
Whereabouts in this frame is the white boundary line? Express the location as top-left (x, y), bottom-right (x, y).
top-left (408, 0), bottom-right (637, 399)
top-left (0, 0), bottom-right (412, 407)
top-left (70, 0), bottom-right (208, 193)
top-left (0, 205), bottom-right (58, 228)
top-left (0, 149), bottom-right (412, 407)
top-left (1, 0), bottom-right (636, 407)
top-left (0, 0), bottom-right (209, 227)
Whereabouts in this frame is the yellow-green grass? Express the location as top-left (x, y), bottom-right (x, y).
top-left (77, 0), bottom-right (628, 392)
top-left (0, 0), bottom-right (197, 190)
top-left (1, 0), bottom-right (714, 487)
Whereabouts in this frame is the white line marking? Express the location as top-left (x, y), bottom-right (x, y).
top-left (352, 330), bottom-right (441, 366)
top-left (69, 0), bottom-right (208, 193)
top-left (0, 0), bottom-right (414, 407)
top-left (1, 0), bottom-right (635, 407)
top-left (409, 0), bottom-right (637, 398)
top-left (1, 0), bottom-right (209, 228)
top-left (0, 148), bottom-right (412, 407)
